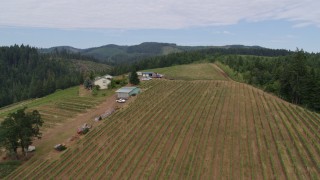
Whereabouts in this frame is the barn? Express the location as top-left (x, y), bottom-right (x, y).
top-left (116, 87), bottom-right (140, 99)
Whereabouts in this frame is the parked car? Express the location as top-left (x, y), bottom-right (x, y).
top-left (77, 123), bottom-right (91, 134)
top-left (54, 144), bottom-right (67, 151)
top-left (24, 146), bottom-right (36, 152)
top-left (116, 98), bottom-right (126, 103)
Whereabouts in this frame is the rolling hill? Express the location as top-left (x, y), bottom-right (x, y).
top-left (39, 42), bottom-right (186, 64)
top-left (5, 63), bottom-right (320, 179)
top-left (39, 42), bottom-right (269, 64)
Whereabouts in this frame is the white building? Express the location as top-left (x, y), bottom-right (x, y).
top-left (94, 75), bottom-right (113, 89)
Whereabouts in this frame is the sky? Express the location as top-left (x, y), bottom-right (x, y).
top-left (1, 0), bottom-right (320, 52)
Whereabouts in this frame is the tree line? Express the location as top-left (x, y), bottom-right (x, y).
top-left (0, 45), bottom-right (102, 108)
top-left (41, 47), bottom-right (101, 63)
top-left (111, 46), bottom-right (292, 75)
top-left (217, 50), bottom-right (320, 111)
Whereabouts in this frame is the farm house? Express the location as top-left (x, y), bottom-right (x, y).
top-left (141, 72), bottom-right (163, 78)
top-left (142, 72), bottom-right (155, 77)
top-left (116, 87), bottom-right (140, 99)
top-left (94, 75), bottom-right (113, 89)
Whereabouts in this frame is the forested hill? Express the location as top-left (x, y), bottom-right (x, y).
top-left (112, 46), bottom-right (292, 75)
top-left (40, 42), bottom-right (280, 65)
top-left (0, 45), bottom-right (110, 108)
top-left (39, 42), bottom-right (186, 64)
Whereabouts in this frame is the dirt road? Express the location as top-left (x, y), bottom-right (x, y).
top-left (32, 94), bottom-right (119, 159)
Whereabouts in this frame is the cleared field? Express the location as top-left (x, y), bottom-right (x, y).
top-left (7, 78), bottom-right (320, 179)
top-left (145, 63), bottom-right (229, 80)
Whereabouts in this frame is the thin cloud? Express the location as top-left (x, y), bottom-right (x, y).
top-left (0, 0), bottom-right (319, 29)
top-left (212, 31), bottom-right (234, 35)
top-left (269, 34), bottom-right (297, 43)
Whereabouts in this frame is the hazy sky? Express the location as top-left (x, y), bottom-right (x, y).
top-left (1, 0), bottom-right (320, 52)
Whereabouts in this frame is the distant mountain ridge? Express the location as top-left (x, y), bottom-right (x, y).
top-left (39, 42), bottom-right (266, 64)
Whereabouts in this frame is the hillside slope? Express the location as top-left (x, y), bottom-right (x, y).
top-left (0, 45), bottom-right (111, 108)
top-left (6, 64), bottom-right (320, 179)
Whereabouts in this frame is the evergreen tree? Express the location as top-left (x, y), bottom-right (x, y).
top-left (83, 77), bottom-right (93, 89)
top-left (129, 70), bottom-right (140, 85)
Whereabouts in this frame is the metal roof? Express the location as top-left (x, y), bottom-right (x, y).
top-left (94, 74), bottom-right (112, 81)
top-left (116, 87), bottom-right (138, 93)
top-left (142, 72), bottom-right (154, 74)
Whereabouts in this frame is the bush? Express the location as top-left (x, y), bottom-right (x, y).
top-left (108, 78), bottom-right (128, 89)
top-left (92, 87), bottom-right (98, 96)
top-left (82, 128), bottom-right (89, 134)
top-left (95, 85), bottom-right (100, 90)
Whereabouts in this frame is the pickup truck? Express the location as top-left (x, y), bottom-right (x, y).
top-left (116, 98), bottom-right (126, 103)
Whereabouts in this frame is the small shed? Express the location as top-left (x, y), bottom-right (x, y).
top-left (116, 87), bottom-right (140, 99)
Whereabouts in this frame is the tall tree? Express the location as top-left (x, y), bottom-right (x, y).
top-left (287, 49), bottom-right (307, 104)
top-left (129, 70), bottom-right (140, 85)
top-left (0, 107), bottom-right (43, 159)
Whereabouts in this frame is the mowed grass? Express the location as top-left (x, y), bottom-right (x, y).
top-left (145, 63), bottom-right (228, 80)
top-left (6, 63), bottom-right (320, 179)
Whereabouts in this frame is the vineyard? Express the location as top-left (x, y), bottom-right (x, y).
top-left (145, 63), bottom-right (229, 80)
top-left (6, 75), bottom-right (320, 179)
top-left (0, 86), bottom-right (108, 128)
top-left (31, 96), bottom-right (104, 129)
top-left (0, 85), bottom-right (112, 178)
